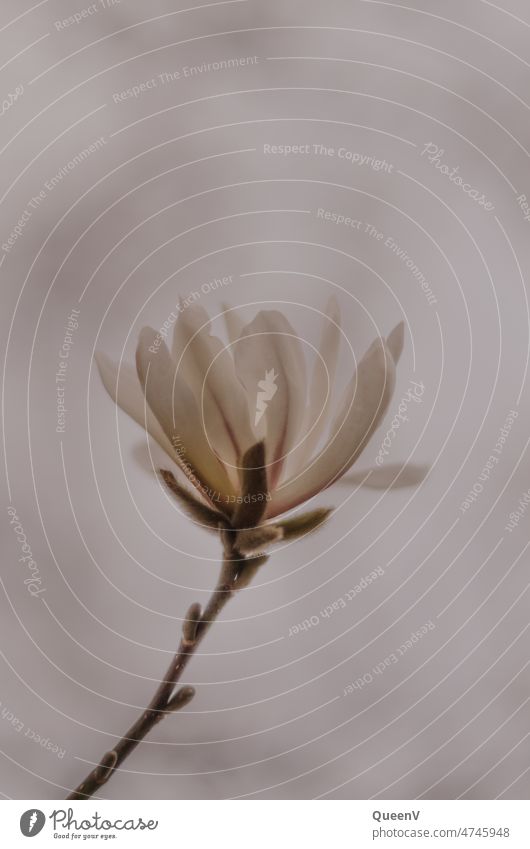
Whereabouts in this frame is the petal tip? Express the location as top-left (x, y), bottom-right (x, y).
top-left (94, 350), bottom-right (107, 371)
top-left (137, 325), bottom-right (157, 346)
top-left (326, 294), bottom-right (341, 319)
top-left (94, 351), bottom-right (116, 396)
top-left (387, 321), bottom-right (405, 364)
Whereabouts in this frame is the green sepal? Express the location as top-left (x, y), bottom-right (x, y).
top-left (276, 507), bottom-right (333, 540)
top-left (160, 469), bottom-right (229, 531)
top-left (232, 441), bottom-right (269, 529)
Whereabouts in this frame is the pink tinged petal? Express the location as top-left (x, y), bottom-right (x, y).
top-left (95, 352), bottom-right (175, 459)
top-left (136, 328), bottom-right (236, 508)
top-left (266, 332), bottom-right (397, 518)
top-left (171, 302), bottom-right (210, 366)
top-left (171, 304), bottom-right (255, 476)
top-left (233, 310), bottom-right (307, 490)
top-left (221, 303), bottom-right (257, 442)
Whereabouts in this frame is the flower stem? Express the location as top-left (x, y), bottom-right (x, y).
top-left (67, 534), bottom-right (244, 800)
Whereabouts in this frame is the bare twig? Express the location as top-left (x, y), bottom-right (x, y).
top-left (67, 535), bottom-right (250, 800)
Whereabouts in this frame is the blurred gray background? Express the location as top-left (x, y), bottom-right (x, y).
top-left (1, 0), bottom-right (530, 799)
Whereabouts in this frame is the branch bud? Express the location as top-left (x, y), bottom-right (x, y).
top-left (182, 603), bottom-right (202, 647)
top-left (167, 686), bottom-right (196, 712)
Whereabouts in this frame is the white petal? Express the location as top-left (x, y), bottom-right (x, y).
top-left (266, 334), bottom-right (396, 517)
top-left (172, 304), bottom-right (255, 474)
top-left (95, 352), bottom-right (174, 459)
top-left (221, 303), bottom-right (244, 346)
top-left (136, 328), bottom-right (236, 505)
top-left (233, 310), bottom-right (307, 489)
top-left (291, 296), bottom-right (341, 470)
top-left (171, 302), bottom-right (210, 365)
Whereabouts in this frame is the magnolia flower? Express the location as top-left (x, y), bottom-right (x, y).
top-left (95, 299), bottom-right (412, 552)
top-left (70, 298), bottom-right (427, 800)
